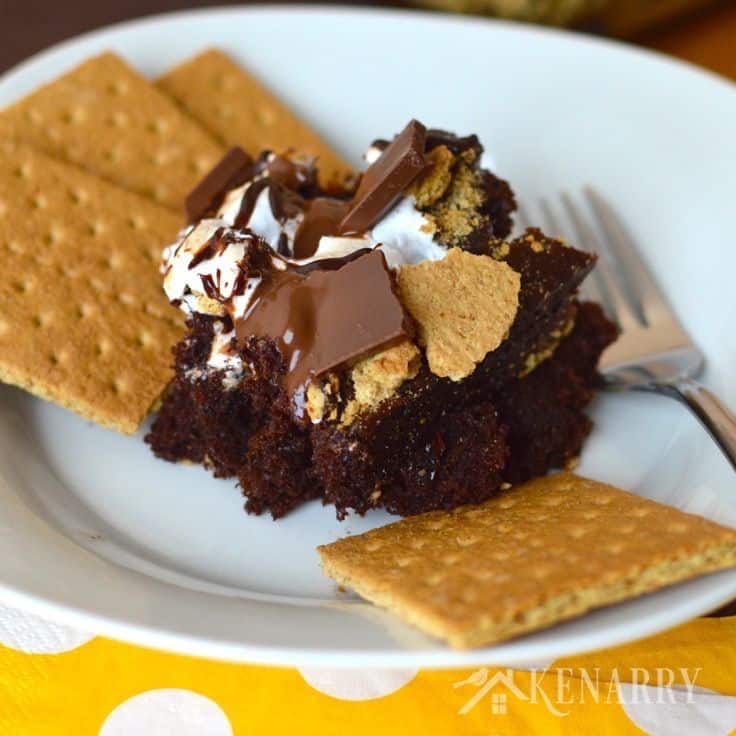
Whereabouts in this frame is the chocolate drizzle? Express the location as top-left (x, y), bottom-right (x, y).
top-left (235, 249), bottom-right (412, 406)
top-left (198, 125), bottom-right (433, 265)
top-left (234, 178), bottom-right (270, 228)
top-left (233, 172), bottom-right (350, 260)
top-left (276, 232), bottom-right (290, 256)
top-left (199, 273), bottom-right (220, 301)
top-left (268, 183), bottom-right (305, 222)
top-left (188, 228), bottom-right (225, 270)
top-left (264, 154), bottom-right (315, 190)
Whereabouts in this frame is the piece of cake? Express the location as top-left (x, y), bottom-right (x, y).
top-left (146, 120), bottom-right (617, 518)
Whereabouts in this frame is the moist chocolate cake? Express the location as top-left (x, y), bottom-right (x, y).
top-left (147, 119), bottom-right (617, 519)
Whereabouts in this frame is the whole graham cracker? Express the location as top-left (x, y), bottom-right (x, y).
top-left (0, 52), bottom-right (224, 210)
top-left (318, 473), bottom-right (736, 649)
top-left (157, 49), bottom-right (353, 186)
top-left (0, 141), bottom-right (184, 434)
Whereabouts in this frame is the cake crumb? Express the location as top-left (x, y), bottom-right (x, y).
top-left (398, 249), bottom-right (520, 381)
top-left (490, 241), bottom-right (510, 259)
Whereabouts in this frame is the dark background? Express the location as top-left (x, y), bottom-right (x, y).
top-left (3, 0), bottom-right (736, 79)
top-left (0, 1), bottom-right (401, 73)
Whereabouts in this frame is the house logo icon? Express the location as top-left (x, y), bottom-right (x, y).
top-left (454, 668), bottom-right (533, 716)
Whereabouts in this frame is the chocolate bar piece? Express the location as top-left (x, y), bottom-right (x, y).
top-left (339, 120), bottom-right (428, 234)
top-left (185, 146), bottom-right (253, 222)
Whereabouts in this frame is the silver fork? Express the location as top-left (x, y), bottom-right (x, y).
top-left (519, 188), bottom-right (736, 472)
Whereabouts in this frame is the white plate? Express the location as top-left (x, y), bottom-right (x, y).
top-left (0, 6), bottom-right (735, 669)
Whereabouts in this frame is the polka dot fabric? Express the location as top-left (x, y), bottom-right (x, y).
top-left (2, 604), bottom-right (736, 735)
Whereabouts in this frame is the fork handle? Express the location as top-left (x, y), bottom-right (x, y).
top-left (663, 378), bottom-right (736, 472)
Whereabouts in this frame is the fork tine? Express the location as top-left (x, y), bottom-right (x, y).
top-left (584, 187), bottom-right (679, 330)
top-left (539, 198), bottom-right (563, 239)
top-left (515, 202), bottom-right (531, 233)
top-left (539, 197), bottom-right (595, 303)
top-left (575, 260), bottom-right (608, 306)
top-left (560, 193), bottom-right (640, 332)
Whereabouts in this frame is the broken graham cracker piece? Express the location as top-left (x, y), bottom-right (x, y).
top-left (0, 52), bottom-right (224, 210)
top-left (318, 473), bottom-right (736, 649)
top-left (342, 340), bottom-right (421, 426)
top-left (157, 48), bottom-right (352, 187)
top-left (0, 142), bottom-right (184, 434)
top-left (397, 248), bottom-right (520, 380)
top-left (407, 144), bottom-right (454, 208)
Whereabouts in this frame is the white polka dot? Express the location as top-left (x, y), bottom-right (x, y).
top-left (298, 667), bottom-right (417, 700)
top-left (619, 685), bottom-right (736, 736)
top-left (99, 689), bottom-right (232, 736)
top-left (0, 603), bottom-right (93, 653)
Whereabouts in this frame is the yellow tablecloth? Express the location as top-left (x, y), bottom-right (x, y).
top-left (2, 605), bottom-right (736, 734)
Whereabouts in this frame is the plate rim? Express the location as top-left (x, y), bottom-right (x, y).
top-left (3, 3), bottom-right (736, 95)
top-left (1, 4), bottom-right (736, 668)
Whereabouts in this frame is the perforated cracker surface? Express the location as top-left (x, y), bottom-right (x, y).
top-left (0, 53), bottom-right (224, 210)
top-left (157, 49), bottom-right (353, 186)
top-left (397, 248), bottom-right (521, 380)
top-left (319, 473), bottom-right (736, 649)
top-left (0, 142), bottom-right (184, 433)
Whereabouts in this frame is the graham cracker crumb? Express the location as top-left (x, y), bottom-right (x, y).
top-left (397, 249), bottom-right (520, 381)
top-left (408, 145), bottom-right (454, 208)
top-left (307, 374), bottom-right (342, 423)
top-left (342, 340), bottom-right (421, 426)
top-left (523, 230), bottom-right (548, 253)
top-left (318, 473), bottom-right (736, 649)
top-left (425, 159), bottom-right (486, 247)
top-left (306, 383), bottom-right (327, 423)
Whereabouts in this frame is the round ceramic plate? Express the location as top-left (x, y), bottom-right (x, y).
top-left (0, 6), bottom-right (735, 668)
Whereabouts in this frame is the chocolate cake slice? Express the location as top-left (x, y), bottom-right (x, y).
top-left (147, 119), bottom-right (617, 519)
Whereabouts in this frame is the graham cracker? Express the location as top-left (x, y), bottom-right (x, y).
top-left (157, 49), bottom-right (353, 186)
top-left (0, 141), bottom-right (184, 434)
top-left (397, 248), bottom-right (520, 380)
top-left (318, 473), bottom-right (736, 649)
top-left (0, 52), bottom-right (224, 210)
